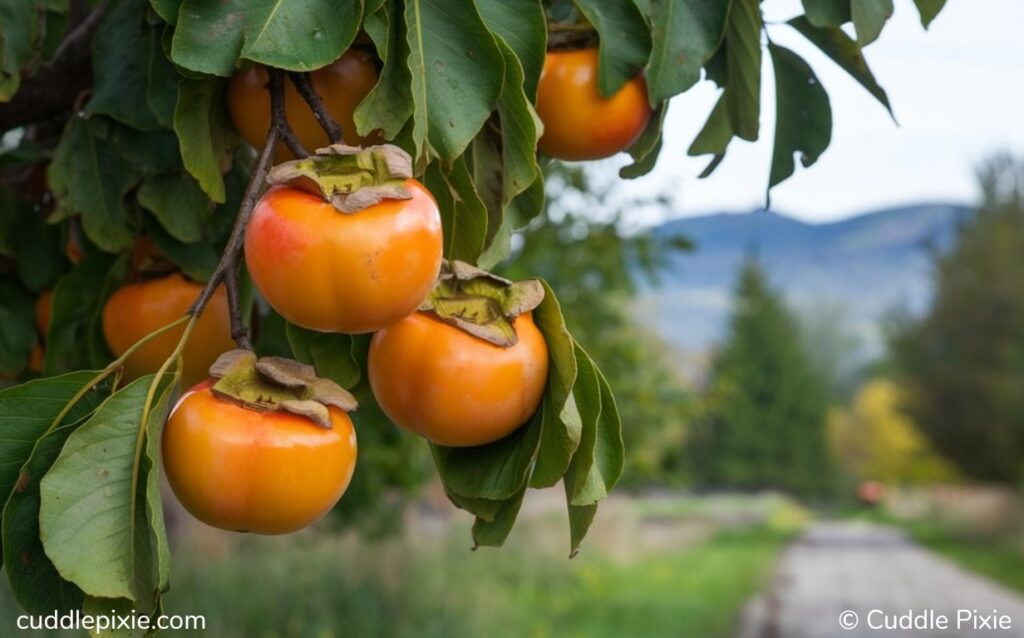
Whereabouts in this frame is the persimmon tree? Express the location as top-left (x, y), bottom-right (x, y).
top-left (0, 0), bottom-right (944, 629)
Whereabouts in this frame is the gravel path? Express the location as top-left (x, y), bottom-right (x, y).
top-left (737, 521), bottom-right (1024, 638)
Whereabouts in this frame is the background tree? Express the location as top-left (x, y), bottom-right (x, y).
top-left (828, 378), bottom-right (960, 485)
top-left (891, 155), bottom-right (1024, 484)
top-left (689, 258), bottom-right (832, 497)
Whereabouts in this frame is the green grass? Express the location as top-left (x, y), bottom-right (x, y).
top-left (0, 495), bottom-right (798, 637)
top-left (151, 526), bottom-right (787, 638)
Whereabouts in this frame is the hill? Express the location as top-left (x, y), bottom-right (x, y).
top-left (638, 203), bottom-right (972, 372)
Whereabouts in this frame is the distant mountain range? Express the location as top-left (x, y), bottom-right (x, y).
top-left (637, 203), bottom-right (973, 373)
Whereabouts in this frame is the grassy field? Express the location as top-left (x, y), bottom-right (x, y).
top-left (0, 493), bottom-right (798, 637)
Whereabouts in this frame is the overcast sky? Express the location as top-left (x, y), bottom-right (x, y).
top-left (605, 0), bottom-right (1024, 225)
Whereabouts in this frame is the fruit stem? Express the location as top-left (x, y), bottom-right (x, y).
top-left (288, 71), bottom-right (344, 144)
top-left (268, 68), bottom-right (309, 159)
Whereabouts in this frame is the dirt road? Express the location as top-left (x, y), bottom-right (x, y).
top-left (737, 521), bottom-right (1024, 638)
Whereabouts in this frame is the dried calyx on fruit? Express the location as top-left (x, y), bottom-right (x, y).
top-left (208, 350), bottom-right (357, 428)
top-left (419, 260), bottom-right (545, 347)
top-left (265, 143), bottom-right (413, 213)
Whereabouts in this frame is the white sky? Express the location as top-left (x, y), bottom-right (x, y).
top-left (604, 0), bottom-right (1024, 225)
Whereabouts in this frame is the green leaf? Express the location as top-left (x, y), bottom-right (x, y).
top-left (789, 16), bottom-right (892, 117)
top-left (49, 117), bottom-right (141, 253)
top-left (565, 347), bottom-right (624, 506)
top-left (82, 596), bottom-right (148, 638)
top-left (147, 27), bottom-right (181, 129)
top-left (0, 371), bottom-right (110, 612)
top-left (171, 0), bottom-right (361, 75)
top-left (0, 371), bottom-right (105, 535)
top-left (563, 345), bottom-right (601, 504)
top-left (39, 374), bottom-right (176, 603)
top-left (0, 185), bottom-right (17, 258)
top-left (13, 193), bottom-right (63, 292)
top-left (80, 374), bottom-right (174, 634)
top-left (174, 78), bottom-right (233, 203)
top-left (913, 0), bottom-right (945, 28)
top-left (476, 0), bottom-right (547, 99)
top-left (0, 1), bottom-right (40, 101)
top-left (572, 0), bottom-right (652, 96)
top-left (801, 0), bottom-right (850, 27)
top-left (441, 488), bottom-right (504, 522)
top-left (725, 0), bottom-right (762, 141)
top-left (44, 254), bottom-right (124, 376)
top-left (137, 173), bottom-right (209, 243)
top-left (108, 125), bottom-right (184, 174)
top-left (644, 0), bottom-right (730, 103)
top-left (492, 45), bottom-right (541, 204)
top-left (703, 41), bottom-right (727, 87)
top-left (851, 0), bottom-right (893, 47)
top-left (355, 0), bottom-right (414, 140)
top-left (39, 4), bottom-right (71, 62)
top-left (424, 157), bottom-right (489, 264)
top-left (566, 497), bottom-right (597, 557)
top-left (142, 380), bottom-right (176, 599)
top-left (471, 126), bottom-right (509, 267)
top-left (286, 323), bottom-right (361, 389)
top-left (243, 1), bottom-right (362, 71)
top-left (620, 100), bottom-right (668, 179)
top-left (768, 44), bottom-right (832, 191)
top-left (688, 93), bottom-right (733, 178)
top-left (85, 0), bottom-right (162, 131)
top-left (404, 0), bottom-right (505, 161)
top-left (471, 484), bottom-right (527, 548)
top-left (470, 30), bottom-right (542, 265)
top-left (149, 0), bottom-right (182, 24)
top-left (141, 214), bottom-right (219, 283)
top-left (0, 281), bottom-right (36, 375)
top-left (477, 172), bottom-right (545, 270)
top-left (529, 280), bottom-right (581, 488)
top-left (433, 408), bottom-right (542, 501)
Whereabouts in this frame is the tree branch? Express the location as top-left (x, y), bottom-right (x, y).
top-left (0, 0), bottom-right (108, 132)
top-left (188, 125), bottom-right (278, 348)
top-left (267, 69), bottom-right (308, 159)
top-left (287, 72), bottom-right (344, 144)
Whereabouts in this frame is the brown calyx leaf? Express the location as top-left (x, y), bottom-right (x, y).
top-left (419, 260), bottom-right (545, 347)
top-left (209, 349), bottom-right (358, 429)
top-left (255, 356), bottom-right (316, 388)
top-left (279, 400), bottom-right (331, 429)
top-left (266, 144), bottom-right (414, 213)
top-left (209, 349), bottom-right (256, 378)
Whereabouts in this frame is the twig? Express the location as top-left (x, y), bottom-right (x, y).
top-left (188, 125), bottom-right (279, 348)
top-left (223, 267), bottom-right (252, 350)
top-left (288, 71), bottom-right (344, 144)
top-left (53, 0), bottom-right (109, 61)
top-left (0, 0), bottom-right (108, 131)
top-left (223, 272), bottom-right (251, 351)
top-left (267, 69), bottom-right (308, 159)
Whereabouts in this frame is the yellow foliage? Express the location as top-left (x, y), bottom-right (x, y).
top-left (829, 379), bottom-right (960, 485)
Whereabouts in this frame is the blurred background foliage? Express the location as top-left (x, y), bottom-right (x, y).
top-left (889, 155), bottom-right (1024, 485)
top-left (686, 259), bottom-right (833, 497)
